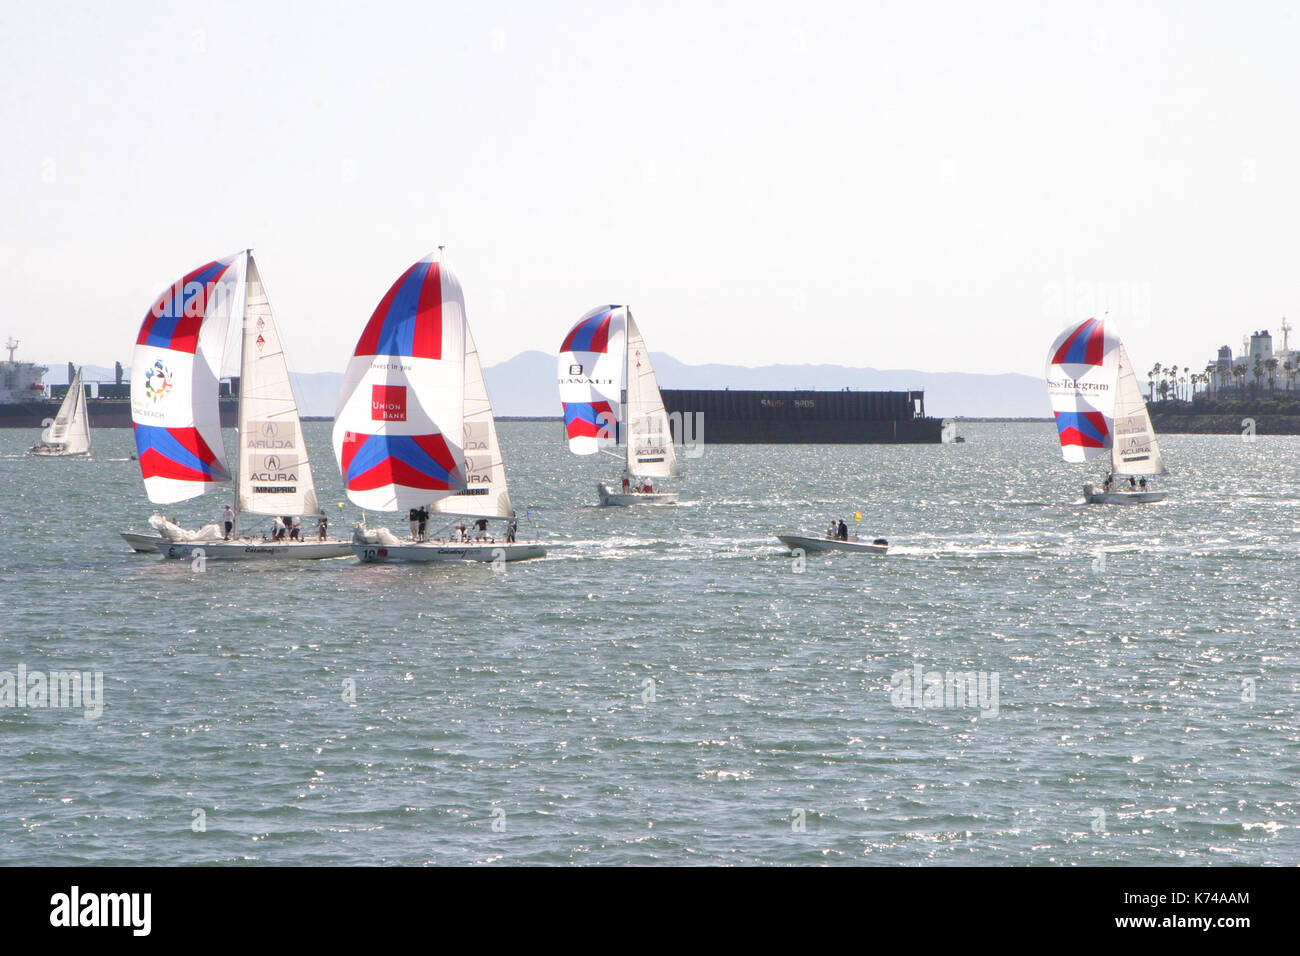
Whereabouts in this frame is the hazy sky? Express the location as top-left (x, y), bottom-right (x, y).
top-left (3, 0), bottom-right (1298, 378)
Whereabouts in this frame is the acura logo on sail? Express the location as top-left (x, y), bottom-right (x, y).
top-left (247, 420), bottom-right (293, 449)
top-left (251, 455), bottom-right (297, 483)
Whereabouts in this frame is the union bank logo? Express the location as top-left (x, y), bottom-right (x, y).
top-left (372, 384), bottom-right (407, 421)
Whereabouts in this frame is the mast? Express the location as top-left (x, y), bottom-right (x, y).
top-left (624, 307), bottom-right (633, 473)
top-left (234, 250), bottom-right (251, 536)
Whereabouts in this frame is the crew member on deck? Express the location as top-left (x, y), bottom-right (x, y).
top-left (222, 504), bottom-right (234, 540)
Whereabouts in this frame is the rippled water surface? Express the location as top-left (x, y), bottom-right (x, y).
top-left (0, 421), bottom-right (1296, 865)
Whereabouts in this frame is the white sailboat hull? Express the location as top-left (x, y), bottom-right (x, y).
top-left (153, 538), bottom-right (354, 560)
top-left (776, 533), bottom-right (889, 555)
top-left (121, 532), bottom-right (164, 552)
top-left (27, 445), bottom-right (90, 457)
top-left (597, 482), bottom-right (679, 506)
top-left (354, 541), bottom-right (547, 563)
top-left (1082, 484), bottom-right (1167, 505)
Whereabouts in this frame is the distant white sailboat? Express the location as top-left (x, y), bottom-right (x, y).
top-left (28, 367), bottom-right (91, 457)
top-left (335, 249), bottom-right (545, 563)
top-left (1046, 317), bottom-right (1168, 504)
top-left (557, 305), bottom-right (680, 505)
top-left (120, 251), bottom-right (353, 558)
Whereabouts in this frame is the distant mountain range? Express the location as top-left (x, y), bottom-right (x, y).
top-left (46, 354), bottom-right (1051, 419)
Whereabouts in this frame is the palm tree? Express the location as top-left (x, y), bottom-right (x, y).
top-left (1233, 364), bottom-right (1247, 393)
top-left (1267, 357), bottom-right (1279, 391)
top-left (1204, 363), bottom-right (1217, 398)
top-left (1148, 364), bottom-right (1161, 400)
top-left (1253, 356), bottom-right (1264, 394)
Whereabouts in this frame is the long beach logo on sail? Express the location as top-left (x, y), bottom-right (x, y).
top-left (143, 360), bottom-right (173, 402)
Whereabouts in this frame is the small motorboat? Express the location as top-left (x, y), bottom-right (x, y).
top-left (775, 533), bottom-right (889, 555)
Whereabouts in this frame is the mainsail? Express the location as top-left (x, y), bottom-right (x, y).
top-left (1110, 342), bottom-right (1166, 475)
top-left (623, 312), bottom-right (679, 477)
top-left (45, 367), bottom-right (92, 455)
top-left (333, 250), bottom-right (468, 511)
top-left (557, 305), bottom-right (627, 454)
top-left (131, 254), bottom-right (241, 503)
top-left (1045, 317), bottom-right (1119, 464)
top-left (430, 325), bottom-right (512, 518)
top-left (236, 253), bottom-right (320, 517)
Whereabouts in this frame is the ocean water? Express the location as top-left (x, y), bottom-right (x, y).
top-left (0, 420), bottom-right (1296, 865)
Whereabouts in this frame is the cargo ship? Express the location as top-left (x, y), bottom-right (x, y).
top-left (0, 339), bottom-right (237, 428)
top-left (660, 387), bottom-right (943, 443)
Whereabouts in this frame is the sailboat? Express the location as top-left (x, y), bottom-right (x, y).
top-left (557, 305), bottom-right (680, 505)
top-left (120, 250), bottom-right (353, 558)
top-left (335, 249), bottom-right (545, 563)
top-left (28, 367), bottom-right (91, 457)
top-left (1046, 317), bottom-right (1168, 504)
